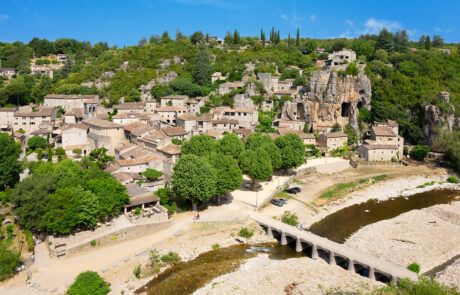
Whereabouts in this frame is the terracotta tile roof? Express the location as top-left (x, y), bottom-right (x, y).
top-left (177, 114), bottom-right (212, 121)
top-left (157, 106), bottom-right (187, 112)
top-left (233, 128), bottom-right (252, 138)
top-left (161, 95), bottom-right (189, 100)
top-left (212, 119), bottom-right (238, 125)
top-left (14, 107), bottom-right (55, 117)
top-left (0, 107), bottom-right (17, 112)
top-left (372, 126), bottom-right (396, 137)
top-left (66, 108), bottom-right (84, 118)
top-left (117, 155), bottom-right (161, 166)
top-left (157, 143), bottom-right (181, 155)
top-left (278, 128), bottom-right (315, 139)
top-left (361, 144), bottom-right (398, 150)
top-left (62, 123), bottom-right (88, 131)
top-left (113, 102), bottom-right (146, 110)
top-left (323, 132), bottom-right (347, 138)
top-left (162, 126), bottom-right (187, 137)
top-left (84, 117), bottom-right (123, 128)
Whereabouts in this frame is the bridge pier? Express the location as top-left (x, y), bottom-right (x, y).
top-left (266, 226), bottom-right (273, 239)
top-left (311, 244), bottom-right (318, 260)
top-left (281, 231), bottom-right (287, 245)
top-left (295, 238), bottom-right (302, 252)
top-left (368, 266), bottom-right (376, 280)
top-left (329, 251), bottom-right (336, 266)
top-left (348, 259), bottom-right (355, 272)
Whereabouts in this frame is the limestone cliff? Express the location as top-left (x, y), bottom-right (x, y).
top-left (281, 68), bottom-right (371, 130)
top-left (423, 92), bottom-right (458, 151)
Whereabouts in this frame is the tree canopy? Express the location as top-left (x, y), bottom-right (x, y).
top-left (274, 134), bottom-right (305, 169)
top-left (0, 134), bottom-right (22, 190)
top-left (181, 135), bottom-right (216, 157)
top-left (67, 271), bottom-right (110, 295)
top-left (206, 153), bottom-right (243, 196)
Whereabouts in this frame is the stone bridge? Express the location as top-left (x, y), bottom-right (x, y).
top-left (251, 213), bottom-right (418, 283)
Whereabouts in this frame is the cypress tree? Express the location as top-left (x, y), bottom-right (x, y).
top-left (425, 36), bottom-right (431, 50)
top-left (296, 28), bottom-right (300, 47)
top-left (194, 45), bottom-right (211, 85)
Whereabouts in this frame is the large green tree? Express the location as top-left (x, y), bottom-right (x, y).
top-left (172, 154), bottom-right (217, 210)
top-left (181, 135), bottom-right (216, 157)
top-left (194, 45), bottom-right (211, 85)
top-left (27, 136), bottom-right (48, 151)
top-left (206, 153), bottom-right (242, 197)
top-left (217, 133), bottom-right (245, 159)
top-left (0, 134), bottom-right (22, 190)
top-left (275, 134), bottom-right (305, 169)
top-left (246, 133), bottom-right (282, 170)
top-left (0, 241), bottom-right (21, 281)
top-left (239, 148), bottom-right (273, 183)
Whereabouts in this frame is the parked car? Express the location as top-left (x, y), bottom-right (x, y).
top-left (243, 182), bottom-right (262, 189)
top-left (278, 198), bottom-right (288, 205)
top-left (271, 198), bottom-right (285, 207)
top-left (285, 187), bottom-right (301, 194)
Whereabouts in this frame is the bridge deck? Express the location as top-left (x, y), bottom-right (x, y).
top-left (251, 212), bottom-right (418, 281)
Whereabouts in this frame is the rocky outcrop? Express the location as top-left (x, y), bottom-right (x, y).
top-left (282, 68), bottom-right (371, 130)
top-left (139, 71), bottom-right (178, 101)
top-left (423, 92), bottom-right (458, 151)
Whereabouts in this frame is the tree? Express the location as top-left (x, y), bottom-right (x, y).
top-left (181, 135), bottom-right (216, 157)
top-left (344, 124), bottom-right (358, 146)
top-left (233, 30), bottom-right (240, 45)
top-left (393, 30), bottom-right (409, 52)
top-left (194, 45), bottom-right (211, 85)
top-left (275, 134), bottom-right (305, 169)
top-left (376, 28), bottom-right (394, 52)
top-left (206, 154), bottom-right (242, 196)
top-left (260, 29), bottom-right (266, 47)
top-left (418, 35), bottom-right (427, 48)
top-left (295, 28), bottom-right (300, 47)
top-left (374, 49), bottom-right (389, 63)
top-left (142, 168), bottom-right (163, 181)
top-left (425, 36), bottom-right (431, 50)
top-left (67, 271), bottom-right (110, 295)
top-left (0, 241), bottom-right (20, 281)
top-left (217, 133), bottom-right (245, 159)
top-left (190, 31), bottom-right (204, 45)
top-left (432, 35), bottom-right (444, 48)
top-left (238, 148), bottom-right (272, 183)
top-left (172, 154), bottom-right (217, 210)
top-left (331, 123), bottom-right (342, 132)
top-left (410, 145), bottom-right (429, 161)
top-left (27, 136), bottom-right (48, 151)
top-left (161, 31), bottom-right (171, 43)
top-left (345, 63), bottom-right (359, 76)
top-left (88, 148), bottom-right (114, 169)
top-left (0, 134), bottom-right (22, 190)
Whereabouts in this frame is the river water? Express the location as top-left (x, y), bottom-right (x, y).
top-left (309, 188), bottom-right (460, 243)
top-left (136, 243), bottom-right (302, 295)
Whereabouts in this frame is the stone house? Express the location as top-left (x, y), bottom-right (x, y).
top-left (160, 95), bottom-right (189, 108)
top-left (358, 144), bottom-right (398, 162)
top-left (220, 107), bottom-right (258, 129)
top-left (326, 49), bottom-right (356, 68)
top-left (211, 119), bottom-right (238, 132)
top-left (157, 143), bottom-right (181, 164)
top-left (114, 154), bottom-right (164, 174)
top-left (112, 112), bottom-right (150, 125)
top-left (185, 98), bottom-right (205, 115)
top-left (156, 106), bottom-right (187, 126)
top-left (317, 132), bottom-right (348, 150)
top-left (137, 130), bottom-right (171, 152)
top-left (176, 114), bottom-right (212, 134)
top-left (13, 107), bottom-right (56, 133)
top-left (233, 128), bottom-right (252, 140)
top-left (162, 126), bottom-right (188, 141)
top-left (218, 81), bottom-right (244, 95)
top-left (61, 123), bottom-right (89, 155)
top-left (124, 123), bottom-right (155, 143)
top-left (0, 107), bottom-right (17, 131)
top-left (84, 118), bottom-right (125, 155)
top-left (275, 119), bottom-right (305, 131)
top-left (277, 128), bottom-right (315, 145)
top-left (112, 102), bottom-right (146, 114)
top-left (44, 94), bottom-right (99, 111)
top-left (64, 108), bottom-right (84, 124)
top-left (211, 72), bottom-right (226, 83)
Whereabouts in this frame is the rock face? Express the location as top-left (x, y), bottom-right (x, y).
top-left (281, 68), bottom-right (371, 130)
top-left (423, 92), bottom-right (458, 151)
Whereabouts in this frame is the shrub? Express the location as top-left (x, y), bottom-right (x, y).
top-left (5, 224), bottom-right (14, 239)
top-left (133, 207), bottom-right (141, 216)
top-left (372, 174), bottom-right (388, 182)
top-left (0, 241), bottom-right (21, 281)
top-left (375, 277), bottom-right (458, 295)
top-left (281, 211), bottom-right (299, 226)
top-left (410, 145), bottom-right (430, 161)
top-left (149, 249), bottom-right (162, 272)
top-left (447, 176), bottom-right (460, 184)
top-left (160, 252), bottom-right (181, 265)
top-left (211, 243), bottom-right (220, 250)
top-left (90, 240), bottom-right (97, 247)
top-left (67, 271), bottom-right (110, 295)
top-left (24, 230), bottom-right (34, 252)
top-left (27, 136), bottom-right (48, 151)
top-left (238, 227), bottom-right (254, 239)
top-left (142, 168), bottom-right (163, 181)
top-left (407, 262), bottom-right (421, 274)
top-left (133, 264), bottom-right (141, 279)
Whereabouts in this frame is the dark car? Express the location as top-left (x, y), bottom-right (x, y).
top-left (285, 187), bottom-right (300, 194)
top-left (291, 187), bottom-right (301, 193)
top-left (271, 198), bottom-right (285, 207)
top-left (278, 198), bottom-right (288, 205)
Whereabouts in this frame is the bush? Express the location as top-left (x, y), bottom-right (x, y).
top-left (27, 136), bottom-right (48, 151)
top-left (0, 241), bottom-right (21, 281)
top-left (133, 264), bottom-right (141, 279)
top-left (211, 243), bottom-right (220, 250)
top-left (238, 227), bottom-right (254, 239)
top-left (133, 207), bottom-right (141, 216)
top-left (375, 276), bottom-right (459, 295)
top-left (410, 145), bottom-right (430, 161)
top-left (160, 252), bottom-right (181, 265)
top-left (24, 230), bottom-right (34, 252)
top-left (281, 211), bottom-right (299, 226)
top-left (149, 249), bottom-right (162, 272)
top-left (67, 271), bottom-right (110, 295)
top-left (447, 176), bottom-right (460, 184)
top-left (90, 240), bottom-right (97, 247)
top-left (142, 168), bottom-right (163, 181)
top-left (407, 262), bottom-right (421, 274)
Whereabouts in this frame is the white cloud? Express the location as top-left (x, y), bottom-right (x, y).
top-left (309, 14), bottom-right (317, 21)
top-left (0, 14), bottom-right (9, 21)
top-left (280, 14), bottom-right (288, 20)
top-left (363, 18), bottom-right (403, 34)
top-left (345, 19), bottom-right (354, 26)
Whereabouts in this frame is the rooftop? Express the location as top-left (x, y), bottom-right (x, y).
top-left (323, 132), bottom-right (347, 138)
top-left (44, 94), bottom-right (98, 100)
top-left (157, 143), bottom-right (181, 155)
top-left (372, 126), bottom-right (396, 137)
top-left (162, 126), bottom-right (187, 137)
top-left (117, 154), bottom-right (161, 166)
top-left (83, 117), bottom-right (123, 129)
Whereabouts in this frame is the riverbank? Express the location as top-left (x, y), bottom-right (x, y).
top-left (344, 201), bottom-right (460, 288)
top-left (193, 254), bottom-right (383, 295)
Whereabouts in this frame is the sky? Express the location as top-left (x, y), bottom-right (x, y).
top-left (0, 0), bottom-right (459, 46)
